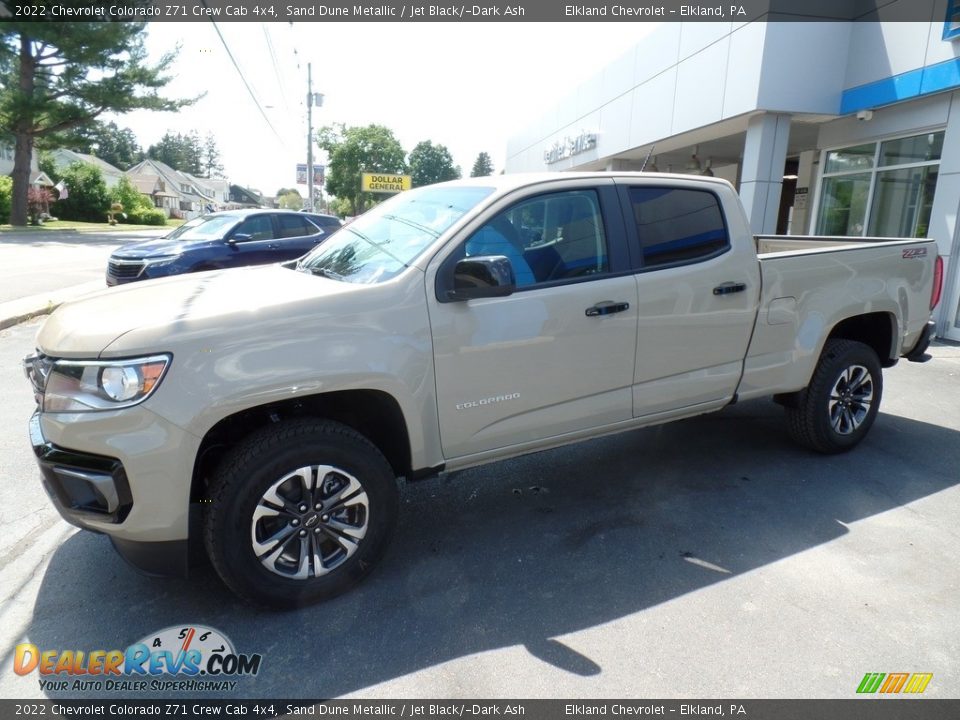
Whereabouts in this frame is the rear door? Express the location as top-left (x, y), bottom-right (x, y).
top-left (275, 214), bottom-right (326, 259)
top-left (427, 179), bottom-right (639, 460)
top-left (616, 180), bottom-right (761, 417)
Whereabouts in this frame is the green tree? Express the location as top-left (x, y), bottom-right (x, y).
top-left (0, 176), bottom-right (12, 224)
top-left (54, 161), bottom-right (109, 222)
top-left (92, 122), bottom-right (143, 170)
top-left (318, 123), bottom-right (407, 215)
top-left (148, 130), bottom-right (204, 175)
top-left (109, 174), bottom-right (156, 223)
top-left (278, 190), bottom-right (303, 210)
top-left (42, 119), bottom-right (143, 170)
top-left (0, 14), bottom-right (194, 225)
top-left (471, 151), bottom-right (494, 177)
top-left (409, 140), bottom-right (460, 188)
top-left (201, 133), bottom-right (224, 178)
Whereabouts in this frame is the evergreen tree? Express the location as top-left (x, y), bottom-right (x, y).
top-left (471, 151), bottom-right (494, 177)
top-left (0, 15), bottom-right (194, 225)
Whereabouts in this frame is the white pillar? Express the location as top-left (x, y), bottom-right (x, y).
top-left (927, 91), bottom-right (960, 340)
top-left (739, 113), bottom-right (791, 235)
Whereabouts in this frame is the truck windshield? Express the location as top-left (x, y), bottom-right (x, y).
top-left (296, 185), bottom-right (494, 284)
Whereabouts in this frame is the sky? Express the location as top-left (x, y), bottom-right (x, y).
top-left (114, 22), bottom-right (655, 197)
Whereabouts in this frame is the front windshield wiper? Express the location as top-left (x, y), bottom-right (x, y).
top-left (300, 265), bottom-right (345, 281)
top-left (382, 214), bottom-right (439, 238)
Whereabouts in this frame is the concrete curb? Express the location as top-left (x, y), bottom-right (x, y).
top-left (0, 281), bottom-right (105, 331)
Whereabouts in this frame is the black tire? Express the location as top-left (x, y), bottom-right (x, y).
top-left (785, 339), bottom-right (883, 454)
top-left (203, 418), bottom-right (398, 608)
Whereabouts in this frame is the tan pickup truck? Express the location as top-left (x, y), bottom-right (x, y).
top-left (23, 173), bottom-right (942, 607)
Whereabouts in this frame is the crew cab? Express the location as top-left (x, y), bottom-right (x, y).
top-left (24, 173), bottom-right (942, 607)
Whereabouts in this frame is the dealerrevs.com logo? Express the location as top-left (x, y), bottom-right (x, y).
top-left (14, 625), bottom-right (262, 693)
top-left (857, 672), bottom-right (933, 694)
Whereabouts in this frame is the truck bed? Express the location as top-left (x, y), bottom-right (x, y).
top-left (738, 234), bottom-right (938, 402)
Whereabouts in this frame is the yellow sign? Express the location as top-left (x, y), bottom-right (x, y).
top-left (362, 173), bottom-right (411, 193)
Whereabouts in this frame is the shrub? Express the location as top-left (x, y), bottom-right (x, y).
top-left (0, 176), bottom-right (12, 223)
top-left (128, 207), bottom-right (167, 225)
top-left (110, 175), bottom-right (155, 224)
top-left (28, 187), bottom-right (54, 225)
top-left (54, 162), bottom-right (109, 221)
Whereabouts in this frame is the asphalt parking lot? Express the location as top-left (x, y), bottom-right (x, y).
top-left (1, 316), bottom-right (958, 700)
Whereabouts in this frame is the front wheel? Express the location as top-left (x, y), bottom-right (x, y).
top-left (203, 419), bottom-right (399, 608)
top-left (785, 339), bottom-right (883, 454)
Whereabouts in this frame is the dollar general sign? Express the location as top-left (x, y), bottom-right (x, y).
top-left (361, 173), bottom-right (411, 193)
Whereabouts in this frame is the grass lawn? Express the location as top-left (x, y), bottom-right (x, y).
top-left (0, 218), bottom-right (184, 233)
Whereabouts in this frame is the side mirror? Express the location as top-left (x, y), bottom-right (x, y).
top-left (227, 233), bottom-right (252, 244)
top-left (445, 256), bottom-right (516, 301)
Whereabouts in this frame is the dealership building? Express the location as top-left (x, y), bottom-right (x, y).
top-left (505, 14), bottom-right (960, 341)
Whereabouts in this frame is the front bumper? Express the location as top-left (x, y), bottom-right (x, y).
top-left (28, 410), bottom-right (196, 577)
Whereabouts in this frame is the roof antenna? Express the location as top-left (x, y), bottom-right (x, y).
top-left (640, 145), bottom-right (655, 172)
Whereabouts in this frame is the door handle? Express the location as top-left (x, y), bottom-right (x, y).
top-left (585, 301), bottom-right (630, 317)
top-left (713, 282), bottom-right (747, 296)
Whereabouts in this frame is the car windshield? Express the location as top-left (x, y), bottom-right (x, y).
top-left (296, 185), bottom-right (494, 284)
top-left (165, 214), bottom-right (240, 241)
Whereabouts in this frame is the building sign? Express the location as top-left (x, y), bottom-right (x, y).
top-left (361, 173), bottom-right (412, 193)
top-left (296, 164), bottom-right (325, 185)
top-left (543, 130), bottom-right (598, 165)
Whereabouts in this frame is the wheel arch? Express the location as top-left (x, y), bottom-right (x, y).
top-left (190, 389), bottom-right (413, 504)
top-left (826, 311), bottom-right (898, 368)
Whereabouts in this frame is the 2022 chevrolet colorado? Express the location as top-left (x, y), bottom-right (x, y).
top-left (24, 173), bottom-right (942, 607)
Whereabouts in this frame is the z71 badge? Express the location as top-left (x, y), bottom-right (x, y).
top-left (903, 248), bottom-right (928, 258)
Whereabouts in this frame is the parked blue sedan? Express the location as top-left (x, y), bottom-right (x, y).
top-left (106, 209), bottom-right (341, 285)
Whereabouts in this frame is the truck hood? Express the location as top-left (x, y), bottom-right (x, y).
top-left (37, 264), bottom-right (360, 357)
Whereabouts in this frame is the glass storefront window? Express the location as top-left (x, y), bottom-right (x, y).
top-left (867, 166), bottom-right (938, 238)
top-left (823, 143), bottom-right (875, 173)
top-left (879, 133), bottom-right (943, 166)
top-left (816, 130), bottom-right (945, 239)
top-left (817, 174), bottom-right (871, 236)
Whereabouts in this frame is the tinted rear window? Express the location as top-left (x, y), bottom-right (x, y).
top-left (627, 187), bottom-right (729, 267)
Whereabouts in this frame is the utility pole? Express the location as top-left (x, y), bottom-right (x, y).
top-left (307, 63), bottom-right (314, 212)
top-left (305, 66), bottom-right (325, 213)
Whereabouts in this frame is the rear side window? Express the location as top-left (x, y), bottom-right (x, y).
top-left (278, 214), bottom-right (319, 238)
top-left (627, 188), bottom-right (728, 267)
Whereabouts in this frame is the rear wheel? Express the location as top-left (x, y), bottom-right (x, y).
top-left (203, 419), bottom-right (398, 608)
top-left (785, 339), bottom-right (883, 454)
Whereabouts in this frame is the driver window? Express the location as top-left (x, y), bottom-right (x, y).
top-left (234, 215), bottom-right (274, 241)
top-left (464, 190), bottom-right (608, 288)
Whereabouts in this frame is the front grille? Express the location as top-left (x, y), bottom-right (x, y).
top-left (23, 352), bottom-right (53, 405)
top-left (107, 259), bottom-right (145, 279)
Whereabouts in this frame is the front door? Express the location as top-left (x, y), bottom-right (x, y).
top-left (427, 181), bottom-right (639, 460)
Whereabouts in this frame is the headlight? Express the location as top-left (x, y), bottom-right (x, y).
top-left (43, 355), bottom-right (171, 412)
top-left (141, 254), bottom-right (181, 267)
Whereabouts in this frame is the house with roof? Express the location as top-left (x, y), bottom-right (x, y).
top-left (1, 137), bottom-right (55, 191)
top-left (49, 149), bottom-right (124, 188)
top-left (228, 184), bottom-right (265, 208)
top-left (126, 158), bottom-right (220, 219)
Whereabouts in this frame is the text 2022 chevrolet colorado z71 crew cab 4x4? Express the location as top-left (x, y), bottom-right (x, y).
top-left (24, 173), bottom-right (942, 607)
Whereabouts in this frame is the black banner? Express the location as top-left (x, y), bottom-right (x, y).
top-left (0, 0), bottom-right (952, 22)
top-left (4, 700), bottom-right (960, 720)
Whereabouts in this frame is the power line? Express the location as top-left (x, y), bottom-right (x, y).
top-left (204, 13), bottom-right (285, 147)
top-left (262, 24), bottom-right (292, 116)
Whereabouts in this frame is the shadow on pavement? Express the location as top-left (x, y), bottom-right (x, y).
top-left (18, 398), bottom-right (960, 698)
